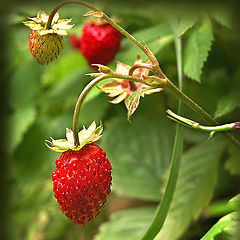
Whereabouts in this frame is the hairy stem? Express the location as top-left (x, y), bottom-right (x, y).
top-left (45, 1), bottom-right (164, 75)
top-left (72, 74), bottom-right (106, 146)
top-left (165, 79), bottom-right (240, 148)
top-left (46, 1), bottom-right (99, 29)
top-left (167, 109), bottom-right (240, 132)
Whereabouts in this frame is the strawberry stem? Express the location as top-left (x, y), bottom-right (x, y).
top-left (72, 74), bottom-right (107, 146)
top-left (167, 109), bottom-right (240, 132)
top-left (45, 1), bottom-right (165, 77)
top-left (165, 78), bottom-right (240, 148)
top-left (47, 1), bottom-right (240, 149)
top-left (128, 63), bottom-right (159, 76)
top-left (46, 1), bottom-right (99, 30)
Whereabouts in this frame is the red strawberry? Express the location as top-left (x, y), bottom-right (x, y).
top-left (69, 20), bottom-right (121, 69)
top-left (52, 143), bottom-right (112, 225)
top-left (69, 35), bottom-right (81, 49)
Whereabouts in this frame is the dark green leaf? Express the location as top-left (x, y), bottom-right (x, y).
top-left (8, 60), bottom-right (42, 153)
top-left (183, 18), bottom-right (213, 82)
top-left (170, 17), bottom-right (196, 38)
top-left (101, 117), bottom-right (174, 201)
top-left (117, 23), bottom-right (173, 64)
top-left (215, 94), bottom-right (240, 118)
top-left (95, 206), bottom-right (156, 240)
top-left (155, 141), bottom-right (225, 240)
top-left (41, 51), bottom-right (87, 87)
top-left (209, 7), bottom-right (232, 28)
top-left (225, 146), bottom-right (240, 175)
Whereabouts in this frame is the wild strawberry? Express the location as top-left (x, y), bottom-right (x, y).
top-left (28, 30), bottom-right (64, 65)
top-left (23, 11), bottom-right (74, 65)
top-left (46, 122), bottom-right (112, 225)
top-left (52, 144), bottom-right (111, 225)
top-left (69, 18), bottom-right (121, 68)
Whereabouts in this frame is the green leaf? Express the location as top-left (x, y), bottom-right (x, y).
top-left (170, 17), bottom-right (196, 38)
top-left (101, 117), bottom-right (174, 201)
top-left (183, 18), bottom-right (213, 82)
top-left (117, 23), bottom-right (173, 64)
top-left (200, 213), bottom-right (236, 240)
top-left (8, 60), bottom-right (42, 153)
top-left (126, 88), bottom-right (161, 122)
top-left (200, 211), bottom-right (240, 240)
top-left (8, 105), bottom-right (36, 154)
top-left (13, 122), bottom-right (56, 180)
top-left (225, 146), bottom-right (240, 175)
top-left (209, 7), bottom-right (232, 28)
top-left (95, 206), bottom-right (156, 240)
top-left (41, 51), bottom-right (87, 87)
top-left (215, 94), bottom-right (240, 118)
top-left (127, 89), bottom-right (145, 121)
top-left (155, 141), bottom-right (225, 240)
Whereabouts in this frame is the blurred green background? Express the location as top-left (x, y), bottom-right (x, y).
top-left (2, 0), bottom-right (240, 239)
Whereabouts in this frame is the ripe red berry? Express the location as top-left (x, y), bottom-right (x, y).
top-left (52, 143), bottom-right (112, 225)
top-left (70, 21), bottom-right (121, 68)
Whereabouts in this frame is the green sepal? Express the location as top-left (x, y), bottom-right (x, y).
top-left (45, 121), bottom-right (103, 152)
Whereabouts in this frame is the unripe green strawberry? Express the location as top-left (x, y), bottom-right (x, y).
top-left (52, 144), bottom-right (111, 225)
top-left (29, 30), bottom-right (64, 65)
top-left (23, 11), bottom-right (74, 65)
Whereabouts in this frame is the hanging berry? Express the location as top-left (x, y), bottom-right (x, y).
top-left (23, 11), bottom-right (74, 65)
top-left (46, 122), bottom-right (112, 225)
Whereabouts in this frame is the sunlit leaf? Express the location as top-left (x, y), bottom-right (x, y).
top-left (200, 195), bottom-right (240, 240)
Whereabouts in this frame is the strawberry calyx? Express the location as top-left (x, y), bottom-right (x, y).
top-left (98, 55), bottom-right (163, 105)
top-left (23, 11), bottom-right (74, 36)
top-left (45, 121), bottom-right (103, 152)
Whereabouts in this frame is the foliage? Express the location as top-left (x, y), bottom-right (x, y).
top-left (6, 1), bottom-right (240, 240)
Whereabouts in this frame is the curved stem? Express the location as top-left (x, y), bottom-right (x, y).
top-left (72, 74), bottom-right (107, 146)
top-left (128, 63), bottom-right (159, 76)
top-left (46, 1), bottom-right (99, 29)
top-left (45, 1), bottom-right (163, 75)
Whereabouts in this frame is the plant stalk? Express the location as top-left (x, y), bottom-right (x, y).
top-left (141, 29), bottom-right (184, 240)
top-left (45, 1), bottom-right (240, 149)
top-left (72, 74), bottom-right (106, 146)
top-left (45, 1), bottom-right (164, 76)
top-left (165, 79), bottom-right (240, 148)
